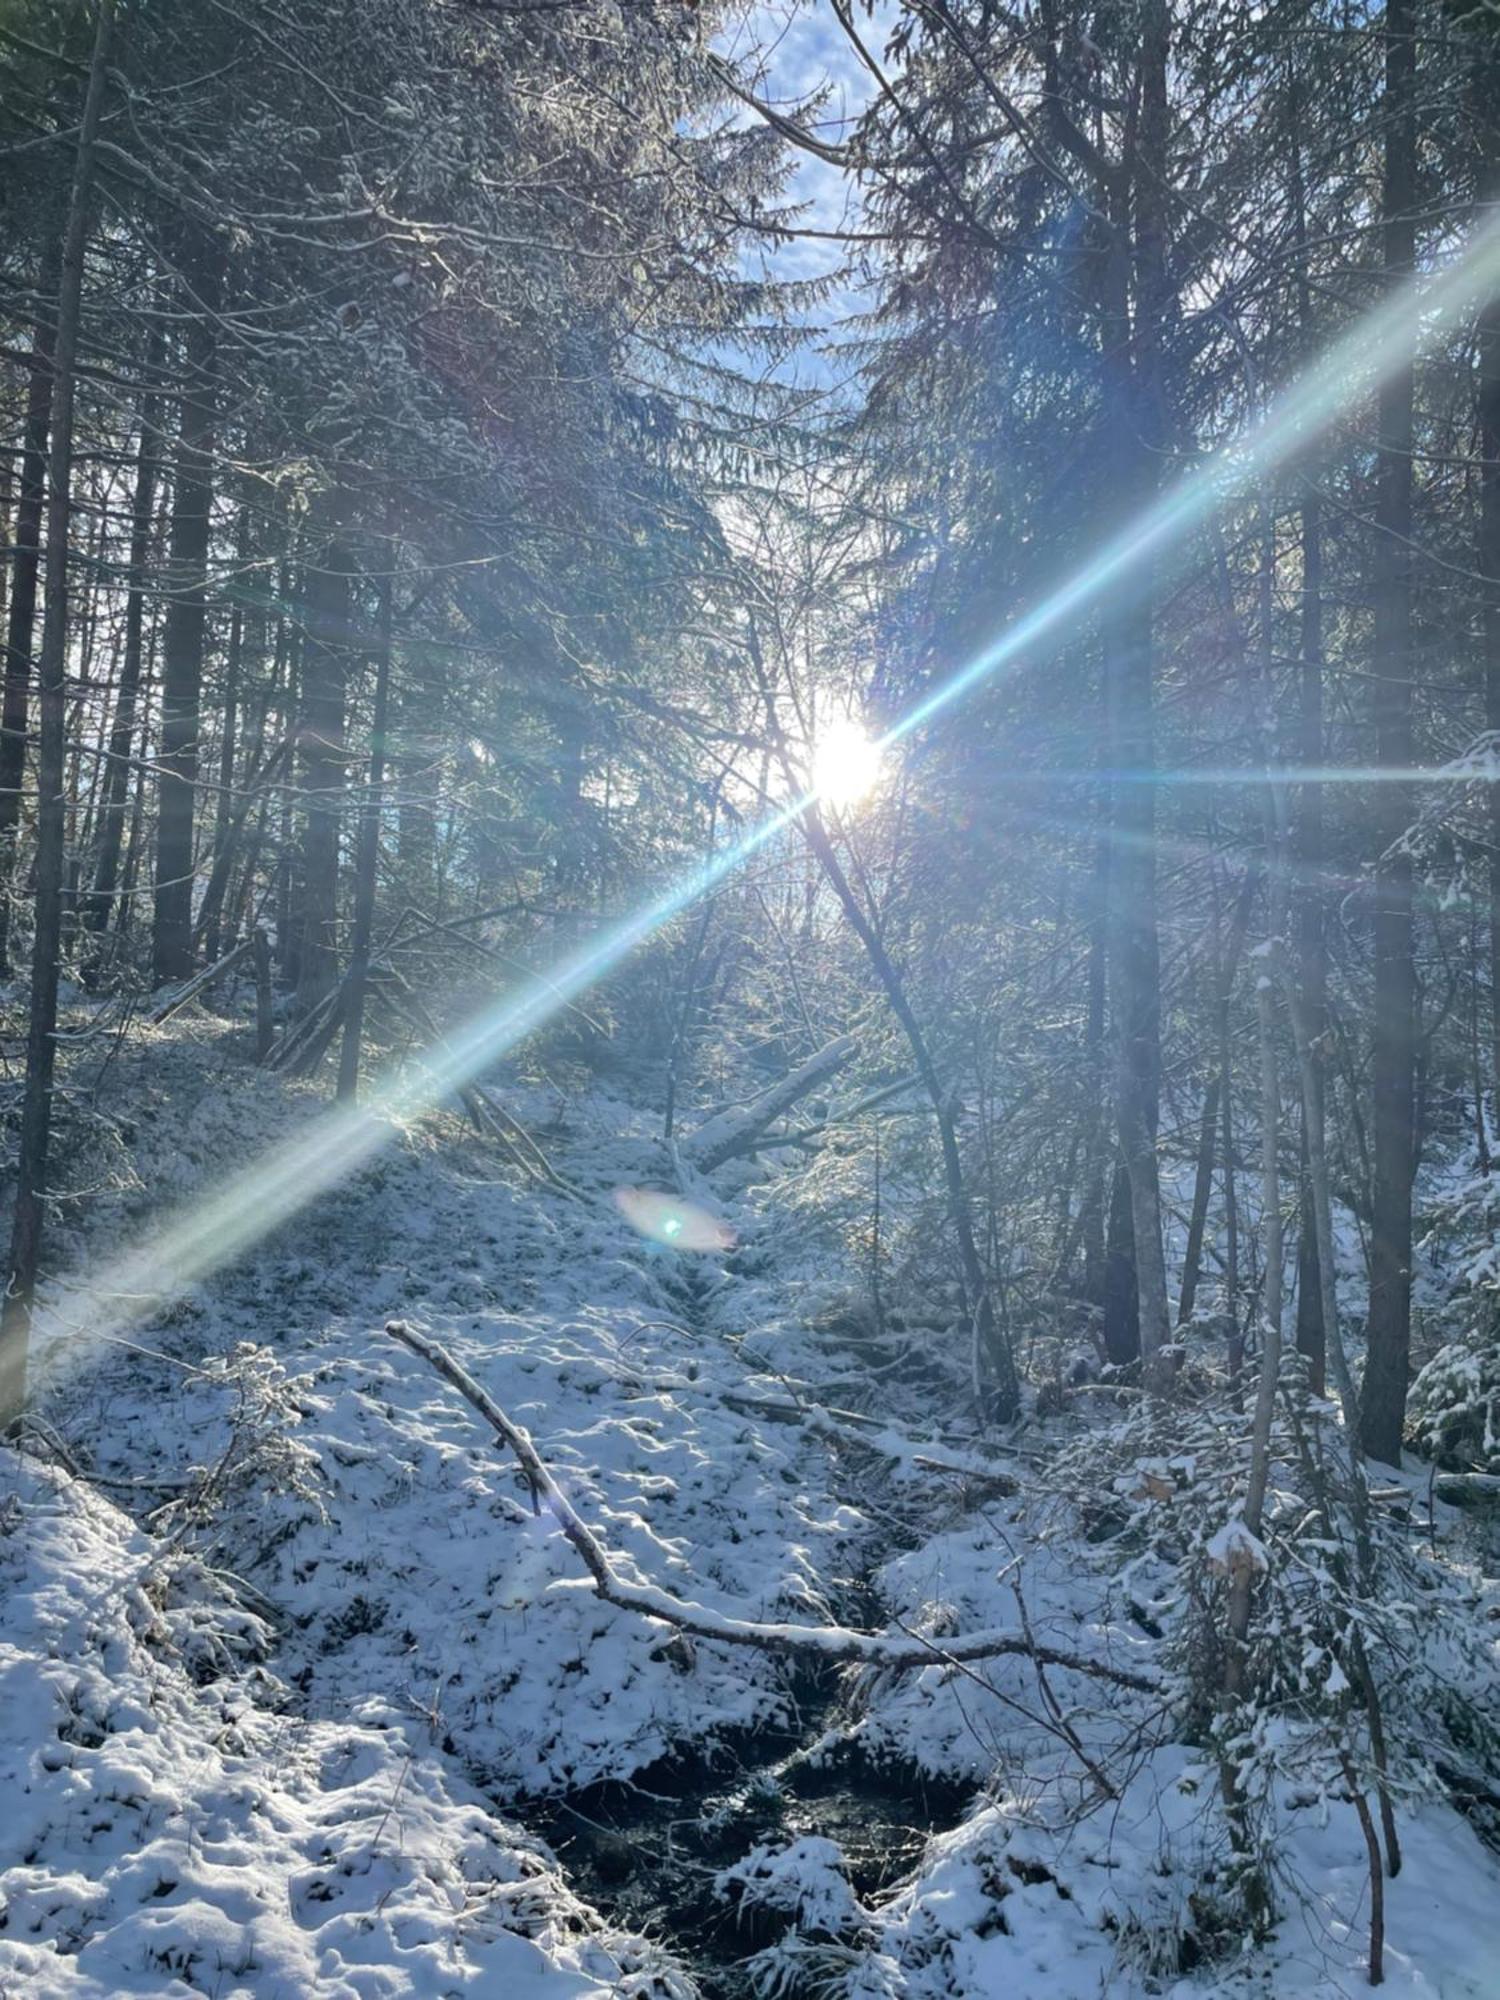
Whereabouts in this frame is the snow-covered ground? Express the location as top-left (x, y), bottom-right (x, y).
top-left (2, 1018), bottom-right (1498, 1997)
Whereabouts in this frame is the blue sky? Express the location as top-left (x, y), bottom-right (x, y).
top-left (715, 1), bottom-right (892, 382)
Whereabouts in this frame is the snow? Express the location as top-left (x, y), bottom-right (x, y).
top-left (716, 1835), bottom-right (868, 1937)
top-left (2, 1018), bottom-right (1498, 1998)
top-left (1204, 1519), bottom-right (1269, 1574)
top-left (0, 1449), bottom-right (669, 1999)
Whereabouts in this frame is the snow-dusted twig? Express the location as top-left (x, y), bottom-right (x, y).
top-left (385, 1321), bottom-right (1159, 1691)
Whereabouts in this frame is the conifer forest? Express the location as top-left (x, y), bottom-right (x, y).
top-left (6, 1), bottom-right (1500, 1993)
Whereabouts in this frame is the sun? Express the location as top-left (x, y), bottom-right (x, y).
top-left (811, 717), bottom-right (883, 810)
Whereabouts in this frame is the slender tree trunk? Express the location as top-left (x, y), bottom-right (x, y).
top-left (1295, 492), bottom-right (1329, 1386)
top-left (0, 0), bottom-right (114, 1427)
top-left (749, 620), bottom-right (1018, 1416)
top-left (396, 666), bottom-right (438, 899)
top-left (86, 361), bottom-right (162, 953)
top-left (804, 796), bottom-right (1018, 1417)
top-left (152, 244), bottom-right (223, 985)
top-left (1180, 864), bottom-right (1258, 1327)
top-left (0, 239), bottom-right (60, 979)
top-left (1080, 833), bottom-right (1108, 1313)
top-left (337, 559), bottom-right (393, 1103)
top-left (1099, 10), bottom-right (1172, 1382)
top-left (1479, 30), bottom-right (1500, 1152)
top-left (197, 510), bottom-right (254, 962)
top-left (295, 525), bottom-right (352, 1016)
top-left (1364, 0), bottom-right (1418, 1466)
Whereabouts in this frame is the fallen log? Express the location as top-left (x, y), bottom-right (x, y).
top-left (385, 1320), bottom-right (1158, 1692)
top-left (684, 1035), bottom-right (859, 1173)
top-left (1432, 1471), bottom-right (1500, 1506)
top-left (149, 936), bottom-right (255, 1024)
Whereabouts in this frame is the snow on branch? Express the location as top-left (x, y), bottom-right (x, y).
top-left (385, 1321), bottom-right (1160, 1692)
top-left (683, 1035), bottom-right (859, 1173)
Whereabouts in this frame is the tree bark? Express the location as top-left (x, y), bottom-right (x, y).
top-left (0, 0), bottom-right (114, 1428)
top-left (337, 558), bottom-right (393, 1103)
top-left (1099, 4), bottom-right (1173, 1384)
top-left (1478, 27), bottom-right (1500, 1155)
top-left (1179, 864), bottom-right (1258, 1328)
top-left (0, 238), bottom-right (60, 979)
top-left (1363, 0), bottom-right (1418, 1466)
top-left (295, 524), bottom-right (353, 1016)
top-left (85, 352), bottom-right (162, 954)
top-left (152, 242), bottom-right (223, 985)
top-left (197, 508), bottom-right (252, 964)
top-left (1294, 490), bottom-right (1328, 1388)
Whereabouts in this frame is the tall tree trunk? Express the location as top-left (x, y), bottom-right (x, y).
top-left (1295, 491), bottom-right (1329, 1388)
top-left (1100, 5), bottom-right (1172, 1383)
top-left (152, 245), bottom-right (222, 985)
top-left (1363, 0), bottom-right (1418, 1466)
top-left (0, 0), bottom-right (114, 1428)
top-left (197, 509), bottom-right (253, 962)
top-left (1179, 863), bottom-right (1258, 1327)
top-left (337, 557), bottom-right (393, 1103)
top-left (86, 359), bottom-right (161, 954)
top-left (1102, 1161), bottom-right (1140, 1365)
top-left (1479, 30), bottom-right (1500, 1154)
top-left (0, 239), bottom-right (60, 979)
top-left (749, 619), bottom-right (1018, 1416)
top-left (1080, 832), bottom-right (1108, 1315)
top-left (295, 524), bottom-right (352, 1016)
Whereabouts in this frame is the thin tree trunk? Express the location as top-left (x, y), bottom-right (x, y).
top-left (0, 0), bottom-right (114, 1428)
top-left (748, 620), bottom-right (1018, 1416)
top-left (1479, 26), bottom-right (1500, 1156)
top-left (1180, 864), bottom-right (1258, 1327)
top-left (86, 357), bottom-right (162, 953)
top-left (152, 244), bottom-right (223, 985)
top-left (0, 238), bottom-right (60, 979)
top-left (197, 509), bottom-right (254, 962)
top-left (1080, 833), bottom-right (1108, 1313)
top-left (1100, 14), bottom-right (1172, 1384)
top-left (337, 559), bottom-right (393, 1103)
top-left (1364, 0), bottom-right (1418, 1466)
top-left (1295, 490), bottom-right (1329, 1385)
top-left (295, 525), bottom-right (352, 1016)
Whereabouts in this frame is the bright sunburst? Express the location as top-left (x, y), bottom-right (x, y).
top-left (811, 717), bottom-right (883, 810)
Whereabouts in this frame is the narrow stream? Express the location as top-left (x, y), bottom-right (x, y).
top-left (522, 1662), bottom-right (975, 1998)
top-left (512, 1248), bottom-right (978, 1994)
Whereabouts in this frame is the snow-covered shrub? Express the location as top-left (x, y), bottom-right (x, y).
top-left (1043, 1384), bottom-right (1500, 1949)
top-left (152, 1341), bottom-right (325, 1566)
top-left (717, 1837), bottom-right (877, 2000)
top-left (1408, 1330), bottom-right (1500, 1471)
top-left (716, 1834), bottom-right (869, 1940)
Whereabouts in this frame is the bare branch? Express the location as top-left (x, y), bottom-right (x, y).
top-left (385, 1321), bottom-right (1160, 1692)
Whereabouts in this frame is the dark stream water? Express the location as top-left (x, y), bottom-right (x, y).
top-left (507, 1264), bottom-right (980, 1994)
top-left (521, 1667), bottom-right (975, 1998)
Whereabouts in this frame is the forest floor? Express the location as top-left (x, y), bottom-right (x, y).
top-left (1, 1009), bottom-right (1498, 1998)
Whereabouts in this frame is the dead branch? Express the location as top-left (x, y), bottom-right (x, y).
top-left (385, 1320), bottom-right (1158, 1692)
top-left (149, 935), bottom-right (255, 1024)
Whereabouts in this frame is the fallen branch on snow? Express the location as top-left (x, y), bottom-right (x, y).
top-left (683, 1036), bottom-right (859, 1174)
top-left (714, 1389), bottom-right (1020, 1490)
top-left (385, 1320), bottom-right (1158, 1692)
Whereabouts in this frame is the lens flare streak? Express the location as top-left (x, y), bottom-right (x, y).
top-left (27, 211), bottom-right (1500, 1384)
